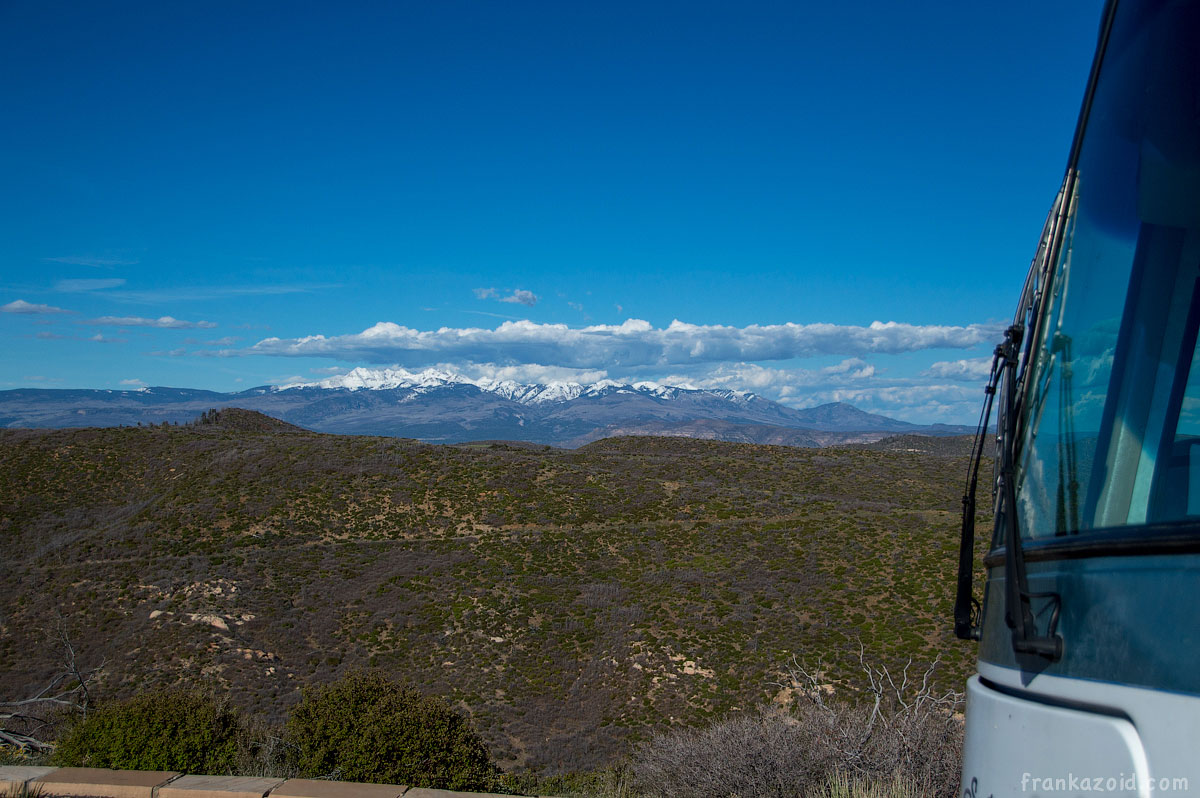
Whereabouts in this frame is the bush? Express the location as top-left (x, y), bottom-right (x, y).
top-left (284, 671), bottom-right (497, 791)
top-left (630, 653), bottom-right (964, 798)
top-left (630, 707), bottom-right (832, 798)
top-left (53, 689), bottom-right (242, 773)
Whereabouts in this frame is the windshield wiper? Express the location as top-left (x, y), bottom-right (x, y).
top-left (956, 171), bottom-right (1077, 660)
top-left (955, 323), bottom-right (1063, 660)
top-left (953, 340), bottom-right (1002, 641)
top-left (996, 324), bottom-right (1063, 661)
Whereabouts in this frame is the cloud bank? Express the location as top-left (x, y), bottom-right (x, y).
top-left (922, 357), bottom-right (993, 381)
top-left (249, 318), bottom-right (998, 369)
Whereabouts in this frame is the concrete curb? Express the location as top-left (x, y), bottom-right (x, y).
top-left (159, 775), bottom-right (286, 798)
top-left (1, 767), bottom-right (56, 796)
top-left (29, 768), bottom-right (180, 798)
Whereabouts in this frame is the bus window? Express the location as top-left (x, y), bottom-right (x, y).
top-left (1014, 0), bottom-right (1200, 540)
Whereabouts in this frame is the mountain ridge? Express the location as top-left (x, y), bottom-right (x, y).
top-left (0, 368), bottom-right (972, 447)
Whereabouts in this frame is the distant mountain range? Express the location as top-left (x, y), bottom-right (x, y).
top-left (0, 367), bottom-right (972, 447)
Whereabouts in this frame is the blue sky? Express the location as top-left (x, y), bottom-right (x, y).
top-left (1, 1), bottom-right (1104, 423)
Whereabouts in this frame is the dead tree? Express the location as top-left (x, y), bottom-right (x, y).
top-left (772, 641), bottom-right (965, 791)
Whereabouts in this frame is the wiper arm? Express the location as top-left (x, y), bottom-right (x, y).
top-left (996, 324), bottom-right (1063, 660)
top-left (953, 342), bottom-right (1003, 641)
top-left (956, 173), bottom-right (1076, 660)
top-left (954, 323), bottom-right (1063, 660)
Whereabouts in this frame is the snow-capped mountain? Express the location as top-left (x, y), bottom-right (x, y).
top-left (285, 367), bottom-right (462, 392)
top-left (280, 367), bottom-right (710, 406)
top-left (0, 367), bottom-right (972, 448)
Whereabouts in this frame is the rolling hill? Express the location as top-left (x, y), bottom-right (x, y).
top-left (0, 415), bottom-right (985, 774)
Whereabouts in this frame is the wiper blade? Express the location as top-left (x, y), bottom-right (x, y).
top-left (953, 343), bottom-right (1002, 641)
top-left (954, 323), bottom-right (1063, 660)
top-left (996, 324), bottom-right (1063, 660)
top-left (955, 174), bottom-right (1076, 662)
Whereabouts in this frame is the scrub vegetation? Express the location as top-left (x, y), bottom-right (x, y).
top-left (52, 689), bottom-right (242, 773)
top-left (0, 411), bottom-right (986, 793)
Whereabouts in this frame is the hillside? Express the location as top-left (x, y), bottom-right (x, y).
top-left (843, 433), bottom-right (978, 457)
top-left (0, 420), bottom-right (985, 775)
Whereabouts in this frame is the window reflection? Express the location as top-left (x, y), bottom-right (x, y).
top-left (1015, 0), bottom-right (1200, 538)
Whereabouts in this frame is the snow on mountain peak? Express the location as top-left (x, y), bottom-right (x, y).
top-left (632, 380), bottom-right (681, 398)
top-left (276, 367), bottom-right (755, 406)
top-left (584, 379), bottom-right (623, 395)
top-left (283, 367), bottom-right (441, 391)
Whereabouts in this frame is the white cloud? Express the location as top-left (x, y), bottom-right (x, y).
top-left (248, 318), bottom-right (998, 369)
top-left (922, 357), bottom-right (993, 381)
top-left (120, 378), bottom-right (146, 386)
top-left (657, 359), bottom-right (878, 395)
top-left (818, 383), bottom-right (980, 405)
top-left (820, 358), bottom-right (876, 379)
top-left (653, 362), bottom-right (889, 412)
top-left (499, 289), bottom-right (539, 306)
top-left (657, 363), bottom-right (813, 393)
top-left (451, 362), bottom-right (610, 385)
top-left (86, 315), bottom-right (217, 329)
top-left (54, 278), bottom-right (127, 292)
top-left (647, 359), bottom-right (990, 424)
top-left (2, 299), bottom-right (70, 314)
top-left (475, 287), bottom-right (539, 306)
top-left (792, 383), bottom-right (984, 423)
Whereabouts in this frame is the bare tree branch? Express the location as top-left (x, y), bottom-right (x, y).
top-left (0, 618), bottom-right (105, 753)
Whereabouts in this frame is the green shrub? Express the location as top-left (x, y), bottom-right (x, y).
top-left (284, 671), bottom-right (497, 791)
top-left (53, 689), bottom-right (242, 773)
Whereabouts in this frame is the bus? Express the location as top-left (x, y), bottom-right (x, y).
top-left (953, 0), bottom-right (1200, 795)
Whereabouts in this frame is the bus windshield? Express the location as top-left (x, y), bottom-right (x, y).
top-left (1016, 0), bottom-right (1200, 539)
